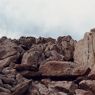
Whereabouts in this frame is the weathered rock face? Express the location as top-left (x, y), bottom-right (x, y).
top-left (1, 30), bottom-right (95, 95)
top-left (74, 30), bottom-right (95, 82)
top-left (74, 31), bottom-right (95, 69)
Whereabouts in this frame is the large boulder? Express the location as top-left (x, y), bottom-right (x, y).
top-left (39, 61), bottom-right (87, 77)
top-left (21, 48), bottom-right (42, 67)
top-left (74, 30), bottom-right (95, 69)
top-left (57, 35), bottom-right (76, 61)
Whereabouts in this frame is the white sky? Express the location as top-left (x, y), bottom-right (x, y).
top-left (0, 0), bottom-right (95, 40)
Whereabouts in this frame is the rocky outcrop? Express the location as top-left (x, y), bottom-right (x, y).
top-left (74, 30), bottom-right (95, 69)
top-left (74, 29), bottom-right (95, 81)
top-left (1, 29), bottom-right (95, 95)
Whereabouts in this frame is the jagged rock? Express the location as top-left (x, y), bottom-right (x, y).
top-left (75, 89), bottom-right (93, 95)
top-left (1, 33), bottom-right (95, 95)
top-left (1, 76), bottom-right (16, 85)
top-left (0, 55), bottom-right (19, 68)
top-left (32, 81), bottom-right (49, 95)
top-left (45, 43), bottom-right (60, 53)
top-left (12, 80), bottom-right (32, 95)
top-left (74, 31), bottom-right (95, 69)
top-left (15, 73), bottom-right (25, 83)
top-left (0, 87), bottom-right (11, 93)
top-left (74, 29), bottom-right (95, 82)
top-left (48, 81), bottom-right (78, 94)
top-left (57, 35), bottom-right (76, 61)
top-left (79, 80), bottom-right (95, 94)
top-left (19, 37), bottom-right (36, 50)
top-left (36, 37), bottom-right (55, 44)
top-left (3, 84), bottom-right (12, 91)
top-left (28, 80), bottom-right (77, 95)
top-left (44, 50), bottom-right (64, 61)
top-left (0, 40), bottom-right (17, 60)
top-left (0, 79), bottom-right (3, 87)
top-left (0, 39), bottom-right (24, 68)
top-left (21, 48), bottom-right (42, 67)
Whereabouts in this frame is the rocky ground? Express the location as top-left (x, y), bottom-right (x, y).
top-left (0, 29), bottom-right (95, 95)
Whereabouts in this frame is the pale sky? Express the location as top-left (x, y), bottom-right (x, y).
top-left (0, 0), bottom-right (95, 40)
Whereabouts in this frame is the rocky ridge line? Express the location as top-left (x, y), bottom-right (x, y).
top-left (0, 29), bottom-right (95, 95)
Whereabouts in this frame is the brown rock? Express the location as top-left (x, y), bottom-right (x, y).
top-left (75, 89), bottom-right (93, 95)
top-left (57, 35), bottom-right (76, 61)
top-left (0, 39), bottom-right (24, 68)
top-left (21, 50), bottom-right (42, 67)
top-left (79, 80), bottom-right (95, 94)
top-left (44, 50), bottom-right (64, 61)
top-left (19, 37), bottom-right (36, 50)
top-left (1, 76), bottom-right (16, 85)
top-left (36, 37), bottom-right (55, 44)
top-left (0, 92), bottom-right (11, 95)
top-left (39, 61), bottom-right (74, 76)
top-left (32, 82), bottom-right (49, 95)
top-left (88, 65), bottom-right (95, 80)
top-left (29, 81), bottom-right (70, 95)
top-left (74, 31), bottom-right (95, 69)
top-left (45, 43), bottom-right (60, 53)
top-left (0, 55), bottom-right (19, 68)
top-left (39, 61), bottom-right (87, 77)
top-left (0, 39), bottom-right (18, 60)
top-left (0, 87), bottom-right (11, 93)
top-left (48, 81), bottom-right (78, 94)
top-left (12, 80), bottom-right (32, 95)
top-left (14, 64), bottom-right (37, 71)
top-left (20, 71), bottom-right (41, 79)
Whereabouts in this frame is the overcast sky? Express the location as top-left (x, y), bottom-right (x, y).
top-left (0, 0), bottom-right (95, 40)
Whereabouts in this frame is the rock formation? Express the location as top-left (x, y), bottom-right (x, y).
top-left (0, 29), bottom-right (95, 95)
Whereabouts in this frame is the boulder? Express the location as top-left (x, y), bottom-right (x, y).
top-left (21, 50), bottom-right (42, 67)
top-left (39, 61), bottom-right (87, 77)
top-left (74, 31), bottom-right (95, 69)
top-left (0, 39), bottom-right (24, 68)
top-left (57, 35), bottom-right (76, 61)
top-left (75, 89), bottom-right (93, 95)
